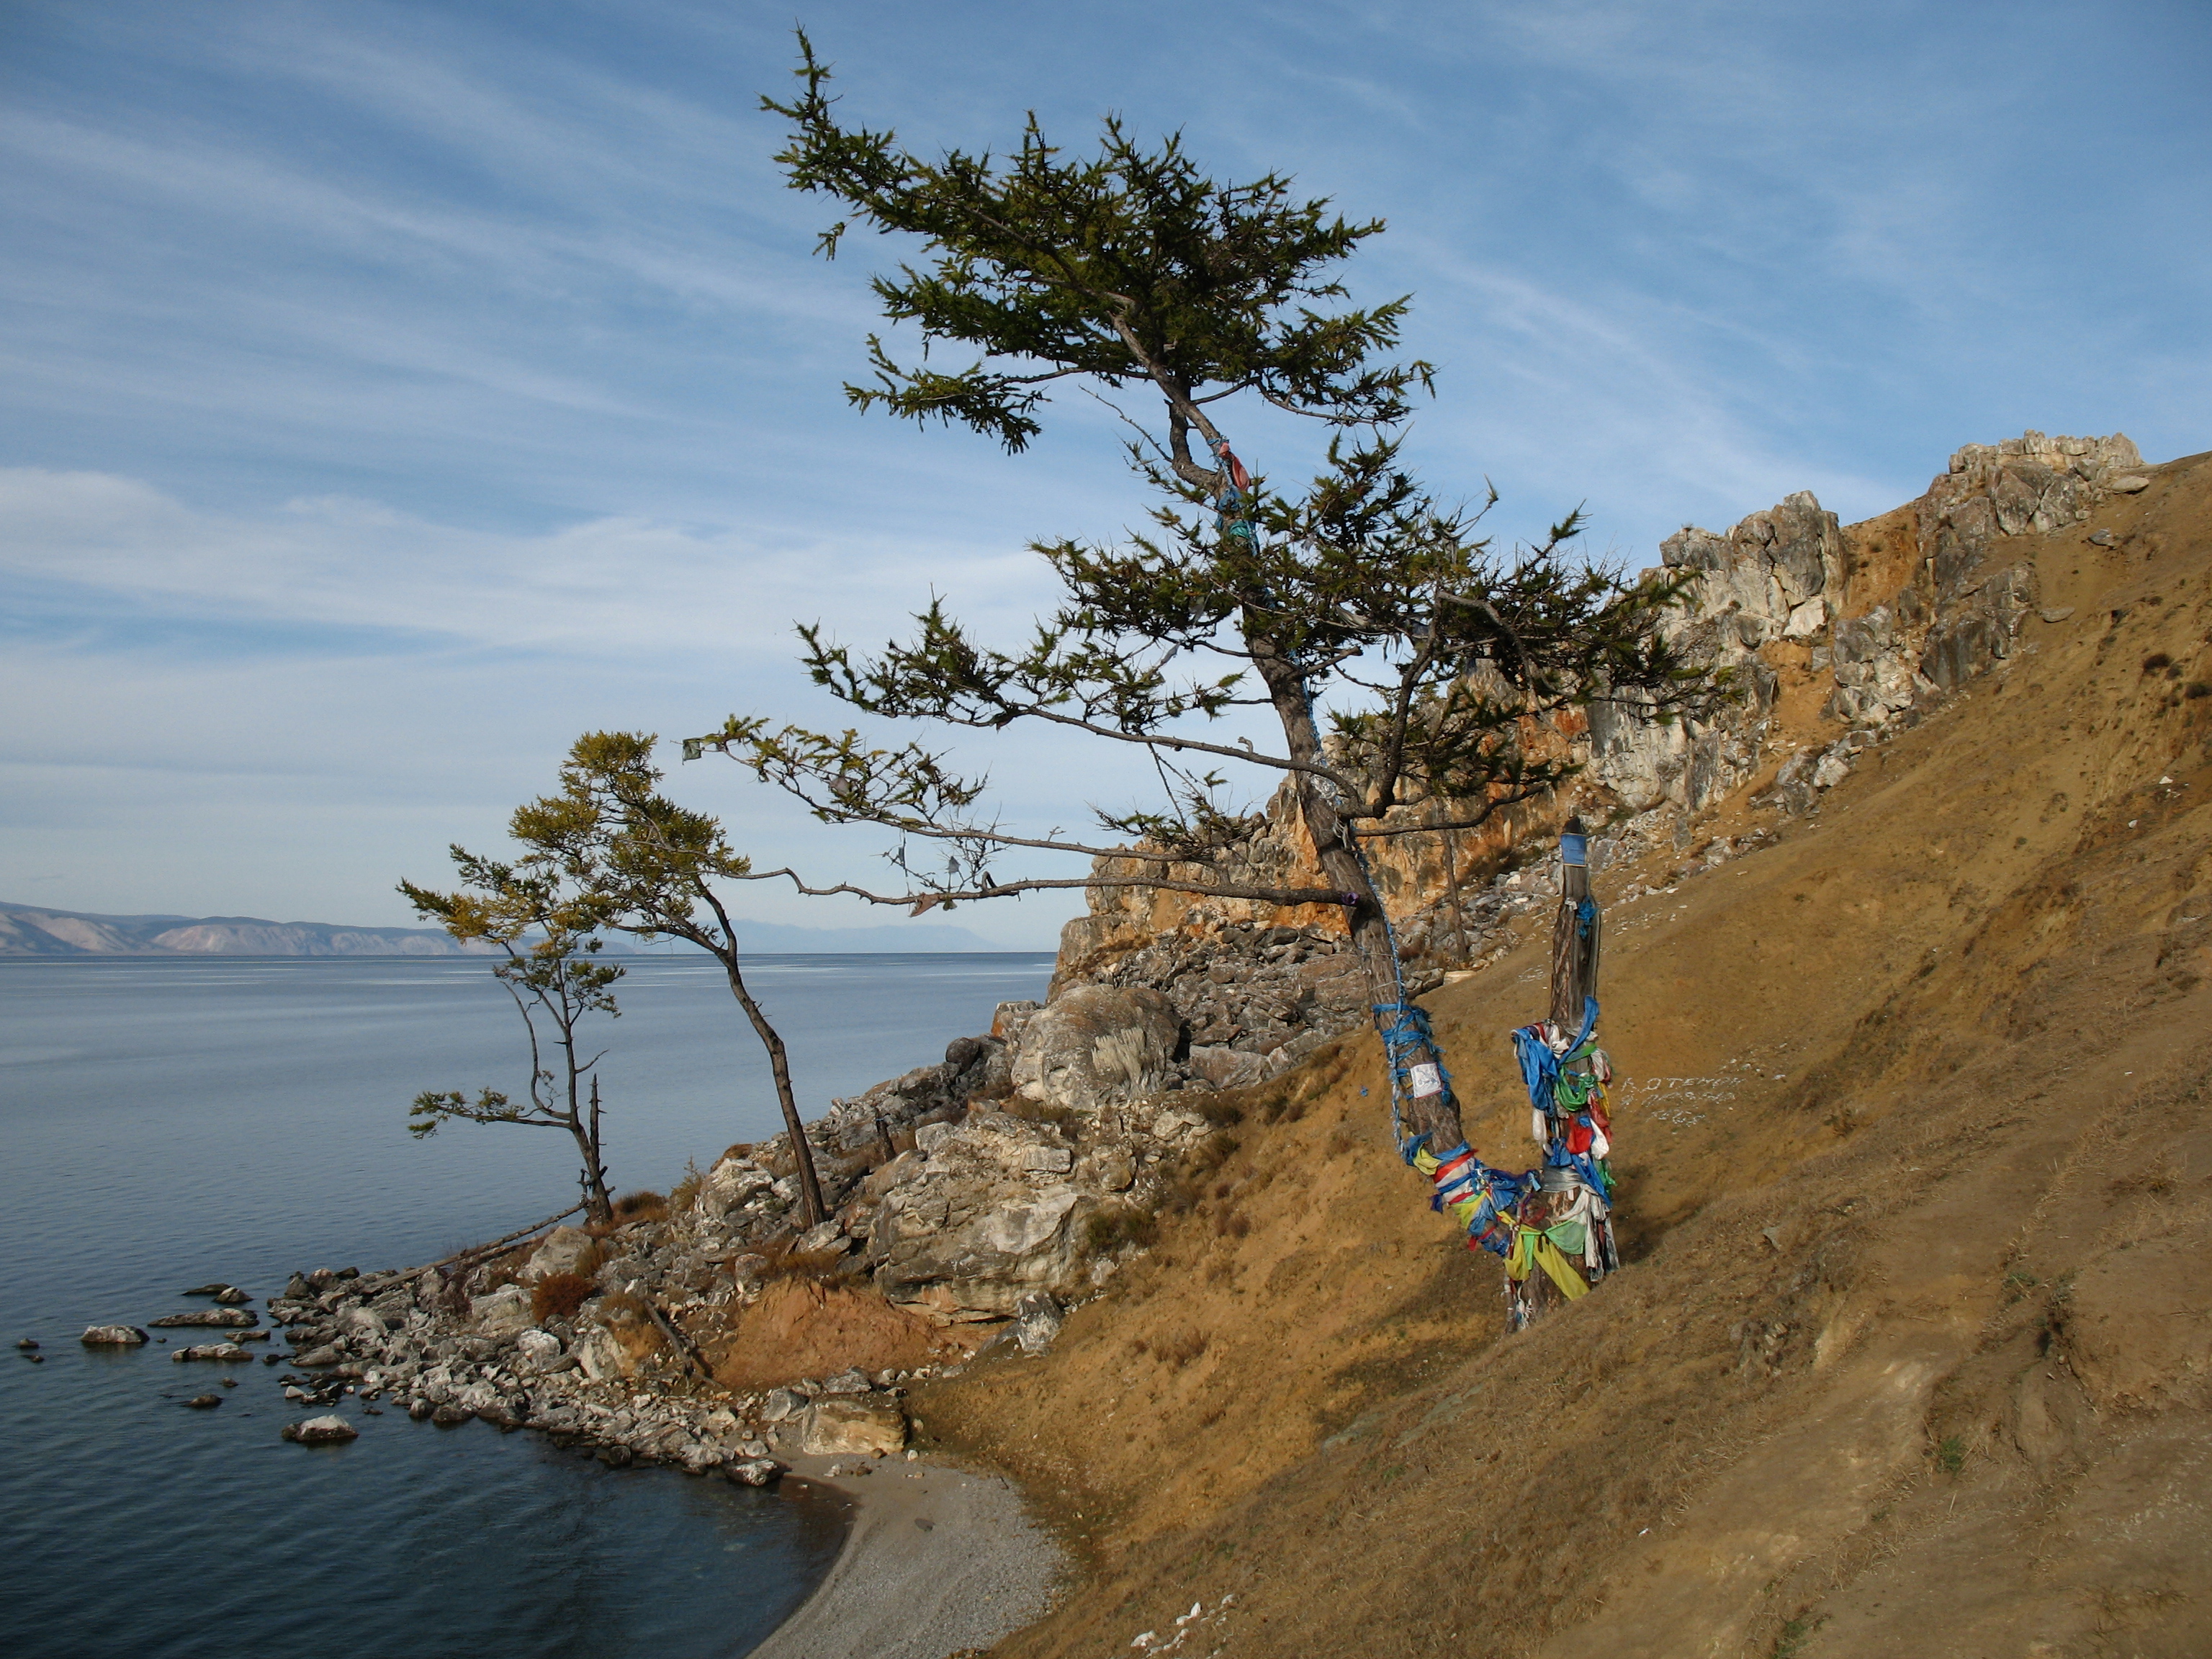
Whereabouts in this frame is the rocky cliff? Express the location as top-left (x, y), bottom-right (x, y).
top-left (311, 429), bottom-right (2208, 1659)
top-left (1034, 431), bottom-right (2153, 1092)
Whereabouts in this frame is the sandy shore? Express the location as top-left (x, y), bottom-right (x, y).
top-left (747, 1452), bottom-right (1066, 1659)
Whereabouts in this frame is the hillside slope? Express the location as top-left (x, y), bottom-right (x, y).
top-left (912, 447), bottom-right (2212, 1658)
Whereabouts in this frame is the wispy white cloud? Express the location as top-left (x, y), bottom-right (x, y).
top-left (0, 467), bottom-right (1058, 655)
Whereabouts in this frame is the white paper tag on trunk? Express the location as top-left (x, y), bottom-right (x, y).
top-left (1407, 1062), bottom-right (1443, 1099)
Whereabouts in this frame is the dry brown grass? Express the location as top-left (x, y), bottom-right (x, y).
top-left (611, 1190), bottom-right (667, 1225)
top-left (754, 1236), bottom-right (858, 1285)
top-left (531, 1272), bottom-right (595, 1323)
top-left (902, 447), bottom-right (2212, 1659)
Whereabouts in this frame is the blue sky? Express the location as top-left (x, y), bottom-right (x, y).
top-left (3, 0), bottom-right (2206, 947)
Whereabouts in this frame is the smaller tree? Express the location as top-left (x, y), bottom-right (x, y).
top-left (400, 854), bottom-right (623, 1226)
top-left (508, 731), bottom-right (830, 1230)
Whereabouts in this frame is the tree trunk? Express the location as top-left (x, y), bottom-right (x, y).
top-left (1548, 817), bottom-right (1600, 1031)
top-left (1434, 799), bottom-right (1468, 963)
top-left (575, 1074), bottom-right (613, 1225)
top-left (717, 953), bottom-right (827, 1228)
top-left (1245, 619), bottom-right (1466, 1153)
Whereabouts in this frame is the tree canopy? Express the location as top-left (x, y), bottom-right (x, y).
top-left (699, 37), bottom-right (1728, 1162)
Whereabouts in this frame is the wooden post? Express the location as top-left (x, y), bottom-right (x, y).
top-left (1504, 816), bottom-right (1617, 1331)
top-left (1548, 817), bottom-right (1601, 1030)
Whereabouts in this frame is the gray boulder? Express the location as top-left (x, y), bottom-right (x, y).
top-left (519, 1225), bottom-right (596, 1282)
top-left (1010, 984), bottom-right (1180, 1115)
top-left (872, 1111), bottom-right (1094, 1321)
top-left (791, 1397), bottom-right (907, 1457)
top-left (760, 1387), bottom-right (806, 1424)
top-left (79, 1325), bottom-right (148, 1346)
top-left (512, 1328), bottom-right (565, 1372)
top-left (696, 1158), bottom-right (776, 1222)
top-left (1012, 1291), bottom-right (1064, 1357)
top-left (570, 1324), bottom-right (629, 1383)
top-left (468, 1285), bottom-right (533, 1338)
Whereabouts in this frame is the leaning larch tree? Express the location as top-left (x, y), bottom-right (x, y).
top-left (696, 37), bottom-right (1717, 1260)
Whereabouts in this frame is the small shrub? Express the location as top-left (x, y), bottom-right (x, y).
top-left (532, 1272), bottom-right (597, 1323)
top-left (2185, 681), bottom-right (2210, 700)
top-left (1160, 1328), bottom-right (1210, 1370)
top-left (612, 1190), bottom-right (668, 1224)
top-left (1002, 1097), bottom-right (1079, 1134)
top-left (1085, 1203), bottom-right (1159, 1254)
top-left (1773, 1614), bottom-right (1825, 1658)
top-left (1193, 1096), bottom-right (1245, 1128)
top-left (2141, 652), bottom-right (2172, 673)
top-left (755, 1235), bottom-right (853, 1283)
top-left (667, 1161), bottom-right (705, 1214)
top-left (1936, 1434), bottom-right (1966, 1475)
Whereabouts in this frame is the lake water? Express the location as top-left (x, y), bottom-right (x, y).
top-left (0, 952), bottom-right (1053, 1659)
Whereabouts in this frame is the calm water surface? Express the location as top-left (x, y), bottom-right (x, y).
top-left (0, 953), bottom-right (1052, 1659)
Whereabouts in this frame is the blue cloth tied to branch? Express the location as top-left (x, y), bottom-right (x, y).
top-left (1512, 994), bottom-right (1599, 1118)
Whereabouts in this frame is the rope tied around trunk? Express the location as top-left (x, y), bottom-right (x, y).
top-left (1376, 998), bottom-right (1453, 1159)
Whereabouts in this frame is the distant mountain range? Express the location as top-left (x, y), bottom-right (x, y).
top-left (0, 901), bottom-right (1011, 958)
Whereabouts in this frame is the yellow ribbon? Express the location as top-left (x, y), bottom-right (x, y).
top-left (1506, 1223), bottom-right (1590, 1300)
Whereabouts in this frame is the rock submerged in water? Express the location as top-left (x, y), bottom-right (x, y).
top-left (149, 1308), bottom-right (257, 1328)
top-left (80, 1325), bottom-right (149, 1346)
top-left (280, 1415), bottom-right (358, 1444)
top-left (185, 1393), bottom-right (222, 1408)
top-left (171, 1343), bottom-right (255, 1362)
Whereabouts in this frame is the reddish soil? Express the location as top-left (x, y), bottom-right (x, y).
top-left (705, 1277), bottom-right (978, 1392)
